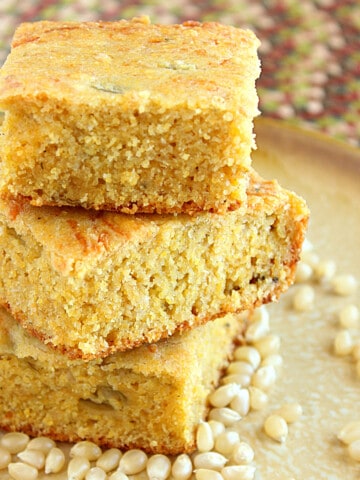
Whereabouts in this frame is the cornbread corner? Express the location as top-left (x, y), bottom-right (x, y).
top-left (0, 307), bottom-right (246, 454)
top-left (0, 173), bottom-right (309, 359)
top-left (0, 17), bottom-right (261, 214)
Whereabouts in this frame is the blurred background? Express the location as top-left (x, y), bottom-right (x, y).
top-left (0, 0), bottom-right (359, 146)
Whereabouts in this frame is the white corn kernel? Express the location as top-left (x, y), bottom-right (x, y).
top-left (118, 449), bottom-right (147, 475)
top-left (222, 373), bottom-right (251, 387)
top-left (8, 462), bottom-right (38, 480)
top-left (261, 354), bottom-right (283, 373)
top-left (332, 274), bottom-right (358, 296)
top-left (227, 361), bottom-right (254, 376)
top-left (195, 469), bottom-right (223, 480)
top-left (222, 465), bottom-right (256, 480)
top-left (314, 259), bottom-right (337, 281)
top-left (231, 442), bottom-right (254, 465)
top-left (254, 335), bottom-right (281, 358)
top-left (68, 457), bottom-right (91, 480)
top-left (251, 305), bottom-right (270, 324)
top-left (208, 420), bottom-right (226, 439)
top-left (96, 448), bottom-right (122, 472)
top-left (245, 318), bottom-right (270, 342)
top-left (249, 386), bottom-right (268, 411)
top-left (146, 454), bottom-right (171, 480)
top-left (301, 238), bottom-right (314, 253)
top-left (234, 346), bottom-right (261, 370)
top-left (214, 431), bottom-right (240, 456)
top-left (294, 261), bottom-right (313, 283)
top-left (230, 388), bottom-right (250, 416)
top-left (208, 408), bottom-right (241, 426)
top-left (334, 330), bottom-right (353, 356)
top-left (45, 447), bottom-right (66, 474)
top-left (108, 471), bottom-right (129, 480)
top-left (293, 285), bottom-right (315, 311)
top-left (339, 305), bottom-right (359, 329)
top-left (196, 422), bottom-right (214, 452)
top-left (264, 414), bottom-right (288, 443)
top-left (171, 453), bottom-right (193, 480)
top-left (338, 421), bottom-right (360, 444)
top-left (251, 365), bottom-right (277, 391)
top-left (18, 449), bottom-right (45, 470)
top-left (193, 451), bottom-right (228, 470)
top-left (348, 440), bottom-right (360, 462)
top-left (85, 466), bottom-right (107, 480)
top-left (0, 432), bottom-right (29, 454)
top-left (27, 437), bottom-right (56, 455)
top-left (70, 441), bottom-right (102, 461)
top-left (0, 446), bottom-right (11, 469)
top-left (209, 383), bottom-right (241, 408)
top-left (276, 403), bottom-right (303, 423)
top-left (301, 250), bottom-right (319, 268)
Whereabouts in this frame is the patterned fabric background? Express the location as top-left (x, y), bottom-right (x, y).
top-left (0, 0), bottom-right (359, 146)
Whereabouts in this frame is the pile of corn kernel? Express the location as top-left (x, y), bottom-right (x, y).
top-left (0, 238), bottom-right (358, 480)
top-left (293, 239), bottom-right (359, 467)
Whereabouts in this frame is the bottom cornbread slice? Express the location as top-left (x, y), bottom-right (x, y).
top-left (0, 307), bottom-right (246, 455)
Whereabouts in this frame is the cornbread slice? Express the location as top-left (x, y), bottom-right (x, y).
top-left (0, 173), bottom-right (309, 359)
top-left (0, 307), bottom-right (246, 454)
top-left (0, 176), bottom-right (308, 358)
top-left (0, 18), bottom-right (261, 213)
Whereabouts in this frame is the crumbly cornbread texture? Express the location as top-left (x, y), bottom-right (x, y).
top-left (0, 18), bottom-right (260, 213)
top-left (0, 174), bottom-right (308, 359)
top-left (0, 307), bottom-right (246, 454)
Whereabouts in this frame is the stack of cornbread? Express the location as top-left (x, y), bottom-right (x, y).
top-left (0, 18), bottom-right (308, 454)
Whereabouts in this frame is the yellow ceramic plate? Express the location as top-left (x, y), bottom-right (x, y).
top-left (241, 117), bottom-right (360, 479)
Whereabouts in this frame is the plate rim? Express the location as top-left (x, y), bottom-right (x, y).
top-left (255, 116), bottom-right (360, 159)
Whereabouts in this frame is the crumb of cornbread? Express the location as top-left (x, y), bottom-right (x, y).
top-left (0, 173), bottom-right (309, 359)
top-left (0, 307), bottom-right (246, 455)
top-left (0, 17), bottom-right (260, 213)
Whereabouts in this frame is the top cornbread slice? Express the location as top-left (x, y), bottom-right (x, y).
top-left (0, 173), bottom-right (308, 359)
top-left (0, 18), bottom-right (260, 213)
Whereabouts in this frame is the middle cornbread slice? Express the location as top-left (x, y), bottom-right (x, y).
top-left (0, 173), bottom-right (308, 359)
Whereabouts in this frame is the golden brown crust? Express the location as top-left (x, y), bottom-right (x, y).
top-left (2, 192), bottom-right (243, 216)
top-left (1, 301), bottom-right (264, 361)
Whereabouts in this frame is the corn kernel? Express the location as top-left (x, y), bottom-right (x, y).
top-left (193, 451), bottom-right (227, 471)
top-left (348, 440), bottom-right (360, 462)
top-left (339, 305), bottom-right (359, 329)
top-left (8, 462), bottom-right (38, 480)
top-left (222, 465), bottom-right (256, 480)
top-left (264, 414), bottom-right (288, 443)
top-left (332, 274), bottom-right (358, 296)
top-left (249, 386), bottom-right (268, 411)
top-left (214, 431), bottom-right (240, 456)
top-left (293, 285), bottom-right (315, 312)
top-left (196, 422), bottom-right (214, 453)
top-left (334, 330), bottom-right (353, 356)
top-left (338, 421), bottom-right (360, 444)
top-left (276, 403), bottom-right (303, 423)
top-left (208, 407), bottom-right (241, 426)
top-left (171, 453), bottom-right (193, 480)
